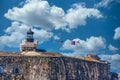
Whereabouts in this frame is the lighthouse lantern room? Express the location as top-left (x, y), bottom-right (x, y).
top-left (20, 29), bottom-right (38, 52)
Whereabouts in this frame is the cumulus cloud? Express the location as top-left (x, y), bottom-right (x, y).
top-left (114, 27), bottom-right (120, 40)
top-left (4, 0), bottom-right (102, 31)
top-left (4, 1), bottom-right (67, 30)
top-left (1, 0), bottom-right (103, 50)
top-left (32, 29), bottom-right (53, 43)
top-left (0, 22), bottom-right (28, 47)
top-left (95, 0), bottom-right (113, 8)
top-left (0, 22), bottom-right (53, 48)
top-left (99, 54), bottom-right (120, 73)
top-left (109, 44), bottom-right (118, 52)
top-left (62, 36), bottom-right (106, 55)
top-left (65, 4), bottom-right (103, 29)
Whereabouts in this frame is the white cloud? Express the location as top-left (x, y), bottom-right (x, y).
top-left (114, 27), bottom-right (120, 40)
top-left (4, 1), bottom-right (102, 31)
top-left (0, 22), bottom-right (28, 47)
top-left (99, 54), bottom-right (120, 73)
top-left (4, 1), bottom-right (67, 31)
top-left (95, 0), bottom-right (113, 8)
top-left (95, 0), bottom-right (120, 8)
top-left (53, 35), bottom-right (60, 40)
top-left (62, 36), bottom-right (106, 55)
top-left (2, 0), bottom-right (103, 49)
top-left (65, 4), bottom-right (103, 29)
top-left (0, 22), bottom-right (53, 49)
top-left (109, 44), bottom-right (118, 51)
top-left (5, 22), bottom-right (28, 34)
top-left (32, 29), bottom-right (53, 43)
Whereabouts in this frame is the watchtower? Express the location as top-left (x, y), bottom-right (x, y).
top-left (20, 29), bottom-right (38, 52)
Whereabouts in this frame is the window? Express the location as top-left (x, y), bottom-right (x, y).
top-left (13, 67), bottom-right (21, 74)
top-left (0, 66), bottom-right (3, 74)
top-left (27, 34), bottom-right (33, 38)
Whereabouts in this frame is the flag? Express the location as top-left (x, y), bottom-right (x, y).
top-left (77, 41), bottom-right (80, 44)
top-left (71, 41), bottom-right (75, 45)
top-left (59, 41), bottom-right (64, 44)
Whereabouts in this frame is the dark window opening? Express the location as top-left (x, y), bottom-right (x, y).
top-left (13, 67), bottom-right (20, 74)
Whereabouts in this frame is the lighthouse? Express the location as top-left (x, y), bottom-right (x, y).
top-left (26, 28), bottom-right (34, 42)
top-left (20, 29), bottom-right (38, 52)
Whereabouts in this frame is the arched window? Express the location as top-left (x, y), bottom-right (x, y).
top-left (0, 66), bottom-right (3, 74)
top-left (13, 67), bottom-right (21, 74)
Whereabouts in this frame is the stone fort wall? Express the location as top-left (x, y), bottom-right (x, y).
top-left (0, 56), bottom-right (111, 80)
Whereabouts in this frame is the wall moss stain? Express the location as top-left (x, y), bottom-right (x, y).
top-left (0, 56), bottom-right (111, 80)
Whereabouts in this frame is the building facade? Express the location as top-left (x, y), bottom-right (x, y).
top-left (0, 55), bottom-right (111, 80)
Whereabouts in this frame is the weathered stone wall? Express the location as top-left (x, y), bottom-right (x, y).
top-left (0, 56), bottom-right (111, 80)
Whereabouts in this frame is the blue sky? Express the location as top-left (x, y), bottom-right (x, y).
top-left (0, 0), bottom-right (120, 73)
